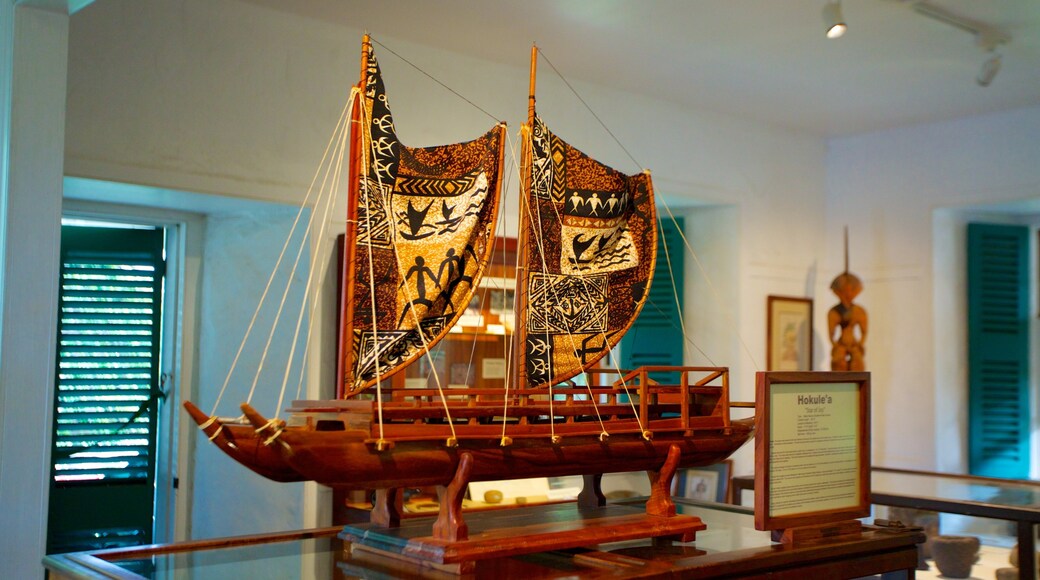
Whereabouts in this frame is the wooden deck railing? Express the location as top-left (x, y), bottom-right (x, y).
top-left (364, 366), bottom-right (731, 435)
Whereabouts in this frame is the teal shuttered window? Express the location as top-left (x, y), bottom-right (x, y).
top-left (967, 222), bottom-right (1030, 479)
top-left (621, 218), bottom-right (685, 380)
top-left (47, 224), bottom-right (166, 555)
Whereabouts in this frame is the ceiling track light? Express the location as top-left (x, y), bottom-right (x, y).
top-left (909, 1), bottom-right (1011, 87)
top-left (977, 52), bottom-right (1001, 87)
top-left (911, 2), bottom-right (1010, 46)
top-left (823, 1), bottom-right (847, 39)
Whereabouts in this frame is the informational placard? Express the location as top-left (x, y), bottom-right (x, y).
top-left (754, 372), bottom-right (870, 532)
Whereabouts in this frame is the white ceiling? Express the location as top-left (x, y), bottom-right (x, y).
top-left (239, 0), bottom-right (1040, 137)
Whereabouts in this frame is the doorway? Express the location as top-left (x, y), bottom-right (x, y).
top-left (46, 222), bottom-right (167, 556)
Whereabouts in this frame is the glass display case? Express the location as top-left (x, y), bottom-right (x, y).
top-left (733, 466), bottom-right (1040, 579)
top-left (44, 498), bottom-right (922, 579)
top-left (872, 467), bottom-right (1040, 579)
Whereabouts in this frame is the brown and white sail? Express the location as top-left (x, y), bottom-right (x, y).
top-left (340, 38), bottom-right (507, 395)
top-left (516, 69), bottom-right (656, 389)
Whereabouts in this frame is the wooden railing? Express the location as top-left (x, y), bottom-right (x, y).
top-left (364, 366), bottom-right (731, 436)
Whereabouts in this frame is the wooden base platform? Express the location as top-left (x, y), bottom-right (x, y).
top-left (340, 501), bottom-right (706, 574)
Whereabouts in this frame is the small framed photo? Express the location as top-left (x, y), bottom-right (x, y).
top-left (675, 461), bottom-right (731, 503)
top-left (766, 296), bottom-right (813, 371)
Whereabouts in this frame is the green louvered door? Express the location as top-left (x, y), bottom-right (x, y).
top-left (47, 225), bottom-right (166, 555)
top-left (621, 218), bottom-right (684, 382)
top-left (967, 222), bottom-right (1030, 478)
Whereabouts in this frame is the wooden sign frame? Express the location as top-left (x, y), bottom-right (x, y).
top-left (754, 371), bottom-right (870, 532)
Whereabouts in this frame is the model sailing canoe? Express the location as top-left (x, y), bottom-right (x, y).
top-left (185, 37), bottom-right (753, 494)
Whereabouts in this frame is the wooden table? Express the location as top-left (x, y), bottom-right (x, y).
top-left (44, 498), bottom-right (922, 579)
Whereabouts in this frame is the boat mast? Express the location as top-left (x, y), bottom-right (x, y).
top-left (526, 44), bottom-right (537, 127)
top-left (336, 35), bottom-right (369, 398)
top-left (512, 44), bottom-right (538, 392)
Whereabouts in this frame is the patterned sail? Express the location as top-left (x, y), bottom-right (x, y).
top-left (520, 115), bottom-right (656, 388)
top-left (343, 43), bottom-right (506, 395)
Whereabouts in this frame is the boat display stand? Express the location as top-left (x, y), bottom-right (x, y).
top-left (340, 446), bottom-right (705, 575)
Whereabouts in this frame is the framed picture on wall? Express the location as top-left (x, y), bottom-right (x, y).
top-left (766, 295), bottom-right (813, 371)
top-left (675, 461), bottom-right (732, 503)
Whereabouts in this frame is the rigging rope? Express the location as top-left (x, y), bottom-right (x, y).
top-left (462, 283), bottom-right (490, 390)
top-left (357, 91), bottom-right (390, 446)
top-left (370, 37), bottom-right (503, 125)
top-left (657, 199), bottom-right (762, 371)
top-left (245, 94), bottom-right (356, 406)
top-left (658, 215), bottom-right (691, 362)
top-left (497, 132), bottom-right (525, 444)
top-left (211, 93), bottom-right (355, 415)
top-left (273, 99), bottom-right (349, 417)
top-left (640, 295), bottom-right (717, 366)
top-left (529, 152), bottom-right (644, 439)
top-left (525, 49), bottom-right (732, 437)
top-left (357, 103), bottom-right (492, 447)
top-left (536, 48), bottom-right (642, 172)
top-left (457, 131), bottom-right (520, 413)
top-left (519, 46), bottom-right (661, 439)
top-left (520, 127), bottom-right (651, 441)
top-left (289, 202), bottom-right (345, 407)
top-left (246, 187), bottom-right (329, 403)
top-left (518, 141), bottom-right (558, 441)
top-left (522, 48), bottom-right (655, 437)
top-left (290, 215), bottom-right (344, 403)
top-left (540, 43), bottom-right (761, 374)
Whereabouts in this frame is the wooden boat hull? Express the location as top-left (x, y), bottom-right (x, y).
top-left (257, 417), bottom-right (754, 490)
top-left (187, 407), bottom-right (753, 490)
top-left (183, 401), bottom-right (304, 482)
top-left (187, 366), bottom-right (755, 489)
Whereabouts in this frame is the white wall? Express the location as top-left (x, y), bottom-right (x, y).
top-left (827, 105), bottom-right (1040, 472)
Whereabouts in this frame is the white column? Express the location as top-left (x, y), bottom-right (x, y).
top-left (0, 2), bottom-right (70, 576)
